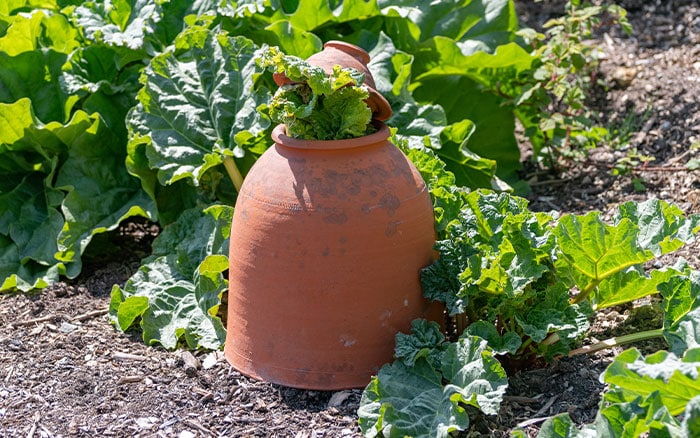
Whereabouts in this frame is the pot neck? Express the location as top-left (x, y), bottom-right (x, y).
top-left (271, 123), bottom-right (390, 151)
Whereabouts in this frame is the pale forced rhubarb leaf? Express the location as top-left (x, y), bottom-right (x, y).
top-left (257, 46), bottom-right (372, 140)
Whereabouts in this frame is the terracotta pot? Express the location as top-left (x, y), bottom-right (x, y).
top-left (273, 40), bottom-right (392, 121)
top-left (224, 123), bottom-right (437, 389)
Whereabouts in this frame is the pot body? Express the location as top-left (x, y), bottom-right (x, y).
top-left (224, 123), bottom-right (437, 389)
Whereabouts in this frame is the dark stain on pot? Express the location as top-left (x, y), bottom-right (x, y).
top-left (322, 247), bottom-right (330, 257)
top-left (385, 220), bottom-right (401, 237)
top-left (324, 211), bottom-right (348, 224)
top-left (368, 164), bottom-right (389, 185)
top-left (339, 236), bottom-right (347, 244)
top-left (378, 193), bottom-right (401, 216)
top-left (369, 190), bottom-right (377, 198)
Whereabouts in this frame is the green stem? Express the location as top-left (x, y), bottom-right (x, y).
top-left (568, 328), bottom-right (664, 357)
top-left (570, 279), bottom-right (601, 305)
top-left (541, 332), bottom-right (560, 346)
top-left (223, 156), bottom-right (243, 192)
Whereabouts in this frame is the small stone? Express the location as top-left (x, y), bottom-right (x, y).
top-left (327, 390), bottom-right (353, 408)
top-left (201, 352), bottom-right (219, 370)
top-left (611, 66), bottom-right (636, 88)
top-left (135, 416), bottom-right (159, 429)
top-left (181, 351), bottom-right (200, 377)
top-left (59, 322), bottom-right (78, 333)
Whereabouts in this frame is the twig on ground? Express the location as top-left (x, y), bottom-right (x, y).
top-left (113, 352), bottom-right (149, 361)
top-left (71, 308), bottom-right (108, 322)
top-left (504, 395), bottom-right (540, 404)
top-left (12, 314), bottom-right (60, 327)
top-left (184, 419), bottom-right (212, 435)
top-left (181, 351), bottom-right (200, 377)
top-left (534, 394), bottom-right (559, 418)
top-left (117, 375), bottom-right (144, 384)
top-left (28, 412), bottom-right (40, 438)
top-left (516, 415), bottom-right (555, 429)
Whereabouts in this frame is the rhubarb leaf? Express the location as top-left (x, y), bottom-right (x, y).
top-left (395, 319), bottom-right (447, 369)
top-left (358, 336), bottom-right (507, 437)
top-left (0, 101), bottom-right (151, 291)
top-left (127, 28), bottom-right (270, 210)
top-left (554, 212), bottom-right (652, 297)
top-left (69, 0), bottom-right (199, 53)
top-left (660, 271), bottom-right (700, 355)
top-left (602, 348), bottom-right (700, 417)
top-left (109, 205), bottom-right (232, 349)
top-left (593, 267), bottom-right (680, 310)
top-left (615, 198), bottom-right (700, 257)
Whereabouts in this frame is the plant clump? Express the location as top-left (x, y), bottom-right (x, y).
top-left (257, 46), bottom-right (375, 141)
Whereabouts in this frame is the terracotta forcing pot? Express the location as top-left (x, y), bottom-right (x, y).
top-left (224, 123), bottom-right (438, 390)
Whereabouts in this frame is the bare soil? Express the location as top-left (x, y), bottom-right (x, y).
top-left (1, 1), bottom-right (699, 436)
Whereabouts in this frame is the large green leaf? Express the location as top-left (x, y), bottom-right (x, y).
top-left (0, 7), bottom-right (84, 123)
top-left (465, 321), bottom-right (522, 355)
top-left (0, 174), bottom-right (66, 291)
top-left (554, 212), bottom-right (653, 297)
top-left (0, 8), bottom-right (79, 55)
top-left (615, 198), bottom-right (700, 257)
top-left (127, 29), bottom-right (270, 193)
top-left (70, 0), bottom-right (165, 53)
top-left (410, 41), bottom-right (534, 180)
top-left (0, 0), bottom-right (58, 15)
top-left (110, 254), bottom-right (227, 350)
top-left (358, 336), bottom-right (507, 437)
top-left (593, 267), bottom-right (679, 310)
top-left (394, 319), bottom-right (447, 369)
top-left (109, 205), bottom-right (232, 349)
top-left (0, 50), bottom-right (77, 123)
top-left (660, 271), bottom-right (700, 355)
top-left (378, 0), bottom-right (517, 50)
top-left (53, 111), bottom-right (155, 267)
top-left (532, 349), bottom-right (700, 438)
top-left (1, 101), bottom-right (150, 291)
top-left (603, 348), bottom-right (700, 417)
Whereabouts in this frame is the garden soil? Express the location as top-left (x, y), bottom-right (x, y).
top-left (1, 0), bottom-right (699, 436)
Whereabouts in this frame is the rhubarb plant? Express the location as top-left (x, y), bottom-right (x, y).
top-left (417, 189), bottom-right (700, 362)
top-left (524, 347), bottom-right (700, 438)
top-left (359, 143), bottom-right (700, 436)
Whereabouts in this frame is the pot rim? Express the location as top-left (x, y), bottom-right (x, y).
top-left (271, 122), bottom-right (390, 151)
